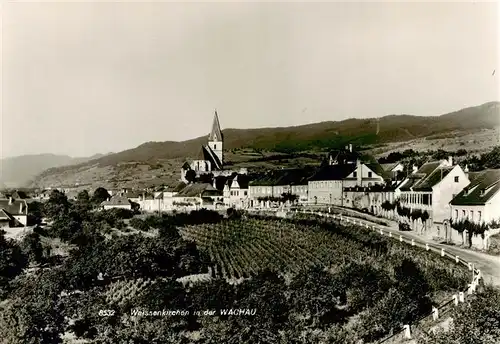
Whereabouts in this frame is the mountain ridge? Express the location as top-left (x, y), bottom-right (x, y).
top-left (0, 153), bottom-right (112, 188)
top-left (9, 101), bottom-right (500, 188)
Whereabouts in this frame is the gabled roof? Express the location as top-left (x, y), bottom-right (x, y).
top-left (380, 162), bottom-right (402, 172)
top-left (249, 168), bottom-right (315, 186)
top-left (228, 174), bottom-right (250, 190)
top-left (101, 195), bottom-right (131, 206)
top-left (208, 110), bottom-right (223, 142)
top-left (0, 199), bottom-right (28, 216)
top-left (400, 161), bottom-right (453, 191)
top-left (125, 190), bottom-right (142, 199)
top-left (309, 164), bottom-right (357, 181)
top-left (0, 209), bottom-right (13, 221)
top-left (364, 163), bottom-right (391, 179)
top-left (451, 169), bottom-right (500, 205)
top-left (175, 183), bottom-right (221, 197)
top-left (11, 191), bottom-right (29, 199)
top-left (196, 145), bottom-right (223, 170)
top-left (173, 182), bottom-right (187, 193)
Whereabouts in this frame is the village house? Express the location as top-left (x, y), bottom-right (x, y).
top-left (222, 174), bottom-right (250, 209)
top-left (172, 183), bottom-right (222, 211)
top-left (398, 157), bottom-right (470, 230)
top-left (308, 145), bottom-right (387, 206)
top-left (248, 168), bottom-right (314, 207)
top-left (380, 162), bottom-right (405, 182)
top-left (100, 195), bottom-right (134, 210)
top-left (450, 169), bottom-right (500, 224)
top-left (33, 189), bottom-right (51, 202)
top-left (343, 181), bottom-right (404, 215)
top-left (0, 197), bottom-right (29, 228)
top-left (139, 183), bottom-right (187, 213)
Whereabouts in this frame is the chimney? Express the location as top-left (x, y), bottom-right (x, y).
top-left (8, 197), bottom-right (12, 205)
top-left (448, 156), bottom-right (453, 166)
top-left (213, 178), bottom-right (217, 189)
top-left (412, 165), bottom-right (418, 173)
top-left (19, 202), bottom-right (23, 214)
top-left (464, 164), bottom-right (469, 179)
top-left (349, 144), bottom-right (353, 152)
top-left (356, 159), bottom-right (362, 186)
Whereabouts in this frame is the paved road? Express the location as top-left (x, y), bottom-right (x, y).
top-left (328, 210), bottom-right (500, 287)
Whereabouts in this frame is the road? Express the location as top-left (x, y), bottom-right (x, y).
top-left (324, 209), bottom-right (500, 287)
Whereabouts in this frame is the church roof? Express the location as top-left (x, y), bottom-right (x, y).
top-left (197, 145), bottom-right (223, 170)
top-left (208, 110), bottom-right (223, 142)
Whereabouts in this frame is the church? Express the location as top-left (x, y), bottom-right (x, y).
top-left (181, 111), bottom-right (244, 183)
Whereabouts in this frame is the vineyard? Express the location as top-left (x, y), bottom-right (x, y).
top-left (180, 216), bottom-right (470, 289)
top-left (104, 278), bottom-right (156, 307)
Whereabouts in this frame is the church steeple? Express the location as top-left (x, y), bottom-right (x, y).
top-left (208, 110), bottom-right (223, 142)
top-left (207, 109), bottom-right (224, 167)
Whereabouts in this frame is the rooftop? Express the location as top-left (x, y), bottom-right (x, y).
top-left (175, 183), bottom-right (221, 198)
top-left (0, 199), bottom-right (28, 216)
top-left (400, 161), bottom-right (452, 191)
top-left (309, 164), bottom-right (357, 181)
top-left (451, 169), bottom-right (500, 206)
top-left (101, 195), bottom-right (132, 206)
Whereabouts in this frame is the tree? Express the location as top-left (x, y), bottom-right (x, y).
top-left (419, 286), bottom-right (500, 344)
top-left (76, 190), bottom-right (92, 212)
top-left (27, 201), bottom-right (44, 226)
top-left (185, 170), bottom-right (197, 184)
top-left (21, 232), bottom-right (44, 265)
top-left (0, 230), bottom-right (28, 295)
top-left (91, 187), bottom-right (110, 206)
top-left (44, 190), bottom-right (71, 220)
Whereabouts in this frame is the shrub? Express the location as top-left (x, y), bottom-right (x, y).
top-left (129, 218), bottom-right (150, 231)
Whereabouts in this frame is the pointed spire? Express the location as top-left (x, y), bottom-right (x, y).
top-left (208, 109), bottom-right (223, 141)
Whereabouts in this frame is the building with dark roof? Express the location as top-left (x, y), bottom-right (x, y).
top-left (0, 198), bottom-right (28, 227)
top-left (172, 183), bottom-right (223, 211)
top-left (450, 169), bottom-right (500, 225)
top-left (308, 158), bottom-right (387, 206)
top-left (248, 168), bottom-right (315, 205)
top-left (398, 157), bottom-right (470, 226)
top-left (223, 174), bottom-right (250, 209)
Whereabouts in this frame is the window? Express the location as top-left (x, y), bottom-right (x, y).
top-left (478, 211), bottom-right (482, 222)
top-left (470, 210), bottom-right (473, 221)
top-left (368, 172), bottom-right (372, 178)
top-left (454, 176), bottom-right (459, 183)
top-left (429, 194), bottom-right (433, 205)
top-left (455, 210), bottom-right (458, 220)
top-left (462, 210), bottom-right (466, 218)
top-left (353, 172), bottom-right (357, 178)
top-left (214, 144), bottom-right (217, 150)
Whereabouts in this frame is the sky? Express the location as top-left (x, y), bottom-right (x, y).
top-left (1, 1), bottom-right (499, 158)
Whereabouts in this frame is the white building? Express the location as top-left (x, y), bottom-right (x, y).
top-left (100, 195), bottom-right (133, 210)
top-left (248, 168), bottom-right (313, 207)
top-left (308, 159), bottom-right (387, 206)
top-left (450, 169), bottom-right (500, 224)
top-left (398, 157), bottom-right (470, 226)
top-left (0, 197), bottom-right (28, 228)
top-left (223, 175), bottom-right (250, 209)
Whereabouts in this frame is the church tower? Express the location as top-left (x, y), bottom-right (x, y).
top-left (208, 110), bottom-right (223, 165)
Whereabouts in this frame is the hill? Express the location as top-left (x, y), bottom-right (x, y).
top-left (0, 153), bottom-right (110, 188)
top-left (31, 101), bottom-right (500, 189)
